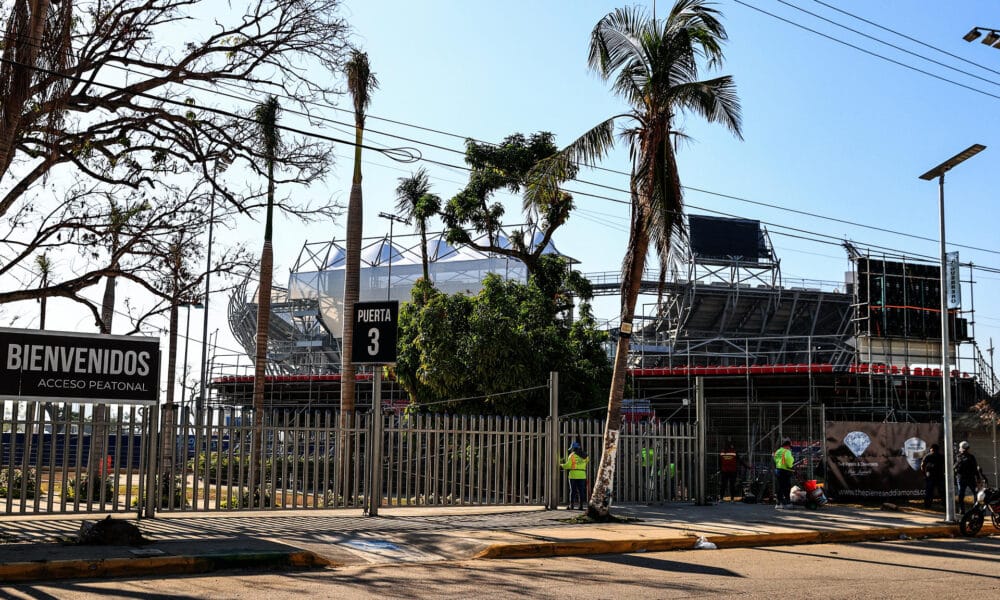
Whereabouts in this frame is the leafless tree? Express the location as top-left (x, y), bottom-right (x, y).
top-left (1, 0), bottom-right (351, 308)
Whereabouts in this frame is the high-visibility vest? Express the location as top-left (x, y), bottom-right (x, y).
top-left (560, 452), bottom-right (589, 479)
top-left (774, 447), bottom-right (793, 471)
top-left (640, 447), bottom-right (655, 467)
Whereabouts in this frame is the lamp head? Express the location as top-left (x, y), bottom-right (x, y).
top-left (963, 27), bottom-right (982, 42)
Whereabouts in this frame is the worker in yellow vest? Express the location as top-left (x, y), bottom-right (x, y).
top-left (560, 441), bottom-right (589, 510)
top-left (640, 445), bottom-right (658, 501)
top-left (774, 437), bottom-right (794, 509)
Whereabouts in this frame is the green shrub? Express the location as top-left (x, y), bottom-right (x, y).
top-left (0, 467), bottom-right (37, 499)
top-left (64, 474), bottom-right (114, 502)
top-left (218, 489), bottom-right (273, 509)
top-left (131, 475), bottom-right (188, 509)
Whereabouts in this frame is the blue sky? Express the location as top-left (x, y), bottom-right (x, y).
top-left (270, 0), bottom-right (999, 370)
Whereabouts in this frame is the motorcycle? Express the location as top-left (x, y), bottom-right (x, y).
top-left (958, 476), bottom-right (1000, 537)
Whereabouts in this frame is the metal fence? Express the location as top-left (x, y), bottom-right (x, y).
top-left (2, 398), bottom-right (699, 516)
top-left (1, 402), bottom-right (150, 515)
top-left (559, 418), bottom-right (697, 504)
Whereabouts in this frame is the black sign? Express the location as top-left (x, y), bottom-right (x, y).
top-left (0, 328), bottom-right (161, 404)
top-left (689, 215), bottom-right (763, 262)
top-left (825, 421), bottom-right (941, 499)
top-left (351, 301), bottom-right (399, 364)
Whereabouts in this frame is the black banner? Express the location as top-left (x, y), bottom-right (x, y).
top-left (825, 421), bottom-right (941, 499)
top-left (0, 328), bottom-right (160, 404)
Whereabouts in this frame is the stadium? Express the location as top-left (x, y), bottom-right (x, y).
top-left (216, 214), bottom-right (999, 486)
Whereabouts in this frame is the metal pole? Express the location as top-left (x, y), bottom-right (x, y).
top-left (821, 404), bottom-right (827, 486)
top-left (991, 336), bottom-right (998, 482)
top-left (547, 371), bottom-right (559, 510)
top-left (378, 212), bottom-right (410, 301)
top-left (366, 369), bottom-right (383, 517)
top-left (695, 376), bottom-right (706, 505)
top-left (938, 173), bottom-right (956, 522)
top-left (198, 182), bottom-right (216, 412)
top-left (180, 306), bottom-right (191, 417)
top-left (387, 222), bottom-right (393, 301)
top-left (145, 404), bottom-right (160, 519)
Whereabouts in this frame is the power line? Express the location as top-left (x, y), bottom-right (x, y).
top-left (4, 30), bottom-right (1000, 282)
top-left (731, 0), bottom-right (1000, 101)
top-left (6, 30), bottom-right (999, 263)
top-left (806, 0), bottom-right (1000, 79)
top-left (775, 0), bottom-right (1000, 89)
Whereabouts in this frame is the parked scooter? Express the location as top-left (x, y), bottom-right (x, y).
top-left (789, 479), bottom-right (827, 510)
top-left (958, 477), bottom-right (1000, 537)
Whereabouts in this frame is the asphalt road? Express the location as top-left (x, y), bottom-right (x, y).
top-left (3, 536), bottom-right (998, 599)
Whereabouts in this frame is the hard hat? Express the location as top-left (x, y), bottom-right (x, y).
top-left (959, 441), bottom-right (969, 450)
top-left (570, 441), bottom-right (581, 450)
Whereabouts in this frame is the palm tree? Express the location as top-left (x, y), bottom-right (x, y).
top-left (251, 95), bottom-right (281, 507)
top-left (339, 50), bottom-right (377, 494)
top-left (555, 1), bottom-right (743, 519)
top-left (395, 167), bottom-right (441, 283)
top-left (92, 199), bottom-right (148, 478)
top-left (35, 253), bottom-right (50, 329)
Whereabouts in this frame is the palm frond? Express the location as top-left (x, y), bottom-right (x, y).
top-left (589, 6), bottom-right (648, 82)
top-left (395, 167), bottom-right (431, 220)
top-left (524, 118), bottom-right (618, 211)
top-left (673, 76), bottom-right (743, 139)
top-left (345, 49), bottom-right (379, 123)
top-left (253, 96), bottom-right (281, 161)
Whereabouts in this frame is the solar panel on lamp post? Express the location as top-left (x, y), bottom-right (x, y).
top-left (962, 26), bottom-right (1000, 48)
top-left (918, 143), bottom-right (986, 523)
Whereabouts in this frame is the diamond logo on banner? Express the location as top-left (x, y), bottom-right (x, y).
top-left (843, 431), bottom-right (871, 457)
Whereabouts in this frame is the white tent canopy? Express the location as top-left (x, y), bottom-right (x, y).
top-left (288, 229), bottom-right (572, 337)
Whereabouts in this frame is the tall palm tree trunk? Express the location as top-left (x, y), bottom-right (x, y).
top-left (588, 193), bottom-right (651, 520)
top-left (159, 299), bottom-right (180, 505)
top-left (88, 267), bottom-right (118, 486)
top-left (339, 179), bottom-right (362, 498)
top-left (251, 241), bottom-right (272, 506)
top-left (340, 50), bottom-right (375, 502)
top-left (0, 0), bottom-right (51, 176)
top-left (250, 95), bottom-right (280, 508)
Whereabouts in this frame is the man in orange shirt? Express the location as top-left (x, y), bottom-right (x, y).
top-left (719, 441), bottom-right (741, 502)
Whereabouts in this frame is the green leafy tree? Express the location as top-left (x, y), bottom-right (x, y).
top-left (395, 168), bottom-right (441, 283)
top-left (443, 132), bottom-right (576, 278)
top-left (539, 1), bottom-right (743, 519)
top-left (395, 257), bottom-right (609, 417)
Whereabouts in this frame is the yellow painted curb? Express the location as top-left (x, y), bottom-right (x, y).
top-left (474, 523), bottom-right (987, 560)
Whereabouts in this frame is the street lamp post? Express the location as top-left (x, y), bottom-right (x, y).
top-left (378, 211), bottom-right (410, 301)
top-left (179, 302), bottom-right (204, 418)
top-left (919, 143), bottom-right (986, 523)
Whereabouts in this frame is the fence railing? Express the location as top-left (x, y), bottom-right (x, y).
top-left (2, 399), bottom-right (698, 515)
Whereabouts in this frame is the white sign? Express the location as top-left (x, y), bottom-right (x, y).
top-left (946, 251), bottom-right (961, 309)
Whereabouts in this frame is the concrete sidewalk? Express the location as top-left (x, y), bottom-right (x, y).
top-left (0, 502), bottom-right (992, 584)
